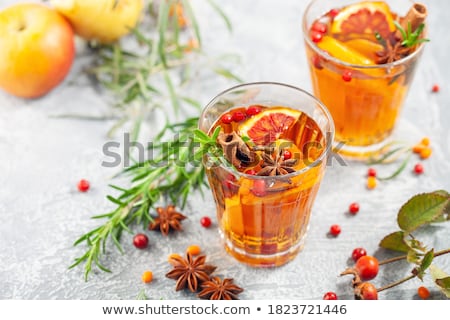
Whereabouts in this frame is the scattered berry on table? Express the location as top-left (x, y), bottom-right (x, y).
top-left (351, 247), bottom-right (367, 262)
top-left (349, 202), bottom-right (360, 215)
top-left (367, 168), bottom-right (377, 177)
top-left (419, 147), bottom-right (432, 159)
top-left (431, 84), bottom-right (440, 93)
top-left (200, 216), bottom-right (212, 228)
top-left (186, 244), bottom-right (201, 255)
top-left (329, 224), bottom-right (341, 236)
top-left (414, 163), bottom-right (424, 175)
top-left (418, 286), bottom-right (430, 299)
top-left (323, 292), bottom-right (338, 300)
top-left (142, 271), bottom-right (153, 283)
top-left (133, 233), bottom-right (149, 249)
top-left (366, 176), bottom-right (377, 189)
top-left (77, 179), bottom-right (90, 192)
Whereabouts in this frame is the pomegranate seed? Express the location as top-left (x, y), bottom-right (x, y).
top-left (252, 179), bottom-right (266, 197)
top-left (246, 105), bottom-right (262, 116)
top-left (232, 111), bottom-right (246, 122)
top-left (431, 84), bottom-right (440, 93)
top-left (283, 150), bottom-right (292, 160)
top-left (312, 55), bottom-right (323, 70)
top-left (312, 22), bottom-right (327, 34)
top-left (342, 70), bottom-right (352, 82)
top-left (133, 233), bottom-right (149, 249)
top-left (352, 247), bottom-right (367, 262)
top-left (367, 168), bottom-right (377, 177)
top-left (323, 292), bottom-right (338, 300)
top-left (349, 202), bottom-right (360, 215)
top-left (77, 179), bottom-right (90, 192)
top-left (221, 113), bottom-right (233, 124)
top-left (414, 163), bottom-right (424, 175)
top-left (329, 224), bottom-right (341, 236)
top-left (328, 8), bottom-right (340, 18)
top-left (245, 169), bottom-right (257, 175)
top-left (200, 216), bottom-right (212, 228)
top-left (311, 30), bottom-right (323, 43)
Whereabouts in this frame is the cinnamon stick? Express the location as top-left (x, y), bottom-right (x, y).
top-left (396, 2), bottom-right (428, 38)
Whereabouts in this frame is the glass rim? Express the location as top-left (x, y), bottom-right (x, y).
top-left (199, 81), bottom-right (335, 179)
top-left (301, 0), bottom-right (427, 70)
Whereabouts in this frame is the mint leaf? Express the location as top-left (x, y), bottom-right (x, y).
top-left (379, 231), bottom-right (410, 253)
top-left (397, 191), bottom-right (450, 232)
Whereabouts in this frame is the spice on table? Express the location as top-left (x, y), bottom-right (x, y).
top-left (417, 286), bottom-right (430, 299)
top-left (413, 163), bottom-right (424, 175)
top-left (323, 292), bottom-right (338, 300)
top-left (148, 205), bottom-right (186, 236)
top-left (77, 179), bottom-right (90, 192)
top-left (329, 224), bottom-right (341, 236)
top-left (200, 216), bottom-right (212, 228)
top-left (142, 271), bottom-right (153, 283)
top-left (133, 233), bottom-right (149, 249)
top-left (431, 84), bottom-right (440, 93)
top-left (166, 253), bottom-right (216, 292)
top-left (198, 276), bottom-right (244, 300)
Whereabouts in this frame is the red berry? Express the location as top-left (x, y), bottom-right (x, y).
top-left (77, 179), bottom-right (90, 192)
top-left (323, 292), bottom-right (338, 300)
top-left (367, 168), bottom-right (377, 177)
top-left (312, 55), bottom-right (323, 70)
top-left (200, 216), bottom-right (212, 228)
top-left (311, 30), bottom-right (323, 43)
top-left (414, 163), bottom-right (424, 175)
top-left (328, 8), bottom-right (340, 18)
top-left (283, 149), bottom-right (292, 160)
top-left (133, 233), bottom-right (149, 249)
top-left (355, 255), bottom-right (379, 280)
top-left (349, 202), bottom-right (360, 215)
top-left (246, 105), bottom-right (262, 116)
top-left (245, 169), bottom-right (257, 175)
top-left (418, 286), bottom-right (430, 299)
top-left (342, 70), bottom-right (352, 82)
top-left (221, 113), bottom-right (233, 124)
top-left (329, 224), bottom-right (341, 236)
top-left (252, 179), bottom-right (266, 197)
top-left (356, 282), bottom-right (378, 300)
top-left (312, 21), bottom-right (327, 34)
top-left (232, 111), bottom-right (246, 122)
top-left (352, 247), bottom-right (367, 262)
top-left (431, 84), bottom-right (440, 93)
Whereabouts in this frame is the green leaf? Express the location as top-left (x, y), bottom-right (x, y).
top-left (214, 67), bottom-right (243, 83)
top-left (419, 249), bottom-right (434, 275)
top-left (429, 265), bottom-right (450, 298)
top-left (205, 0), bottom-right (232, 32)
top-left (397, 192), bottom-right (450, 232)
top-left (379, 231), bottom-right (410, 253)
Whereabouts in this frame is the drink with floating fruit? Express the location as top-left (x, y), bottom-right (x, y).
top-left (303, 0), bottom-right (428, 158)
top-left (198, 82), bottom-right (334, 267)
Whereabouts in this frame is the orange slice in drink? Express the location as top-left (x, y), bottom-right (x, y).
top-left (318, 35), bottom-right (375, 65)
top-left (239, 107), bottom-right (301, 145)
top-left (345, 38), bottom-right (384, 59)
top-left (331, 1), bottom-right (396, 38)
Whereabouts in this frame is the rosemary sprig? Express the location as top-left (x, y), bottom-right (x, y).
top-left (70, 119), bottom-right (230, 280)
top-left (394, 21), bottom-right (429, 48)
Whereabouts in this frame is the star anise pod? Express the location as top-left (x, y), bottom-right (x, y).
top-left (198, 276), bottom-right (244, 300)
top-left (375, 39), bottom-right (411, 64)
top-left (166, 253), bottom-right (217, 292)
top-left (148, 205), bottom-right (186, 236)
top-left (257, 149), bottom-right (297, 176)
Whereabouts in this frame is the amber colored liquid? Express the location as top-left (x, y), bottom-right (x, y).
top-left (306, 6), bottom-right (422, 155)
top-left (205, 106), bottom-right (327, 266)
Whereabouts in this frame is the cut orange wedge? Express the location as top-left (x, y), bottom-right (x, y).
top-left (331, 1), bottom-right (396, 38)
top-left (317, 36), bottom-right (375, 65)
top-left (238, 107), bottom-right (301, 145)
top-left (344, 38), bottom-right (384, 59)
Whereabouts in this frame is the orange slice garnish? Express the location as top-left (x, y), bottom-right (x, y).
top-left (238, 107), bottom-right (301, 145)
top-left (317, 36), bottom-right (375, 65)
top-left (344, 38), bottom-right (384, 59)
top-left (331, 1), bottom-right (396, 38)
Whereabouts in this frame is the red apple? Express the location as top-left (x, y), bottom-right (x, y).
top-left (0, 3), bottom-right (75, 98)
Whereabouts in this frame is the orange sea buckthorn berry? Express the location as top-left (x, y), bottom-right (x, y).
top-left (142, 271), bottom-right (153, 283)
top-left (412, 144), bottom-right (425, 154)
top-left (419, 147), bottom-right (432, 159)
top-left (366, 176), bottom-right (377, 189)
top-left (420, 137), bottom-right (430, 146)
top-left (186, 245), bottom-right (201, 256)
top-left (418, 286), bottom-right (430, 299)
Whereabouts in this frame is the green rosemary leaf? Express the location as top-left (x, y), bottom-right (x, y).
top-left (206, 0), bottom-right (232, 32)
top-left (163, 70), bottom-right (180, 114)
top-left (181, 0), bottom-right (202, 47)
top-left (377, 153), bottom-right (411, 181)
top-left (157, 1), bottom-right (170, 68)
top-left (180, 96), bottom-right (202, 110)
top-left (107, 195), bottom-right (126, 206)
top-left (213, 67), bottom-right (243, 83)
